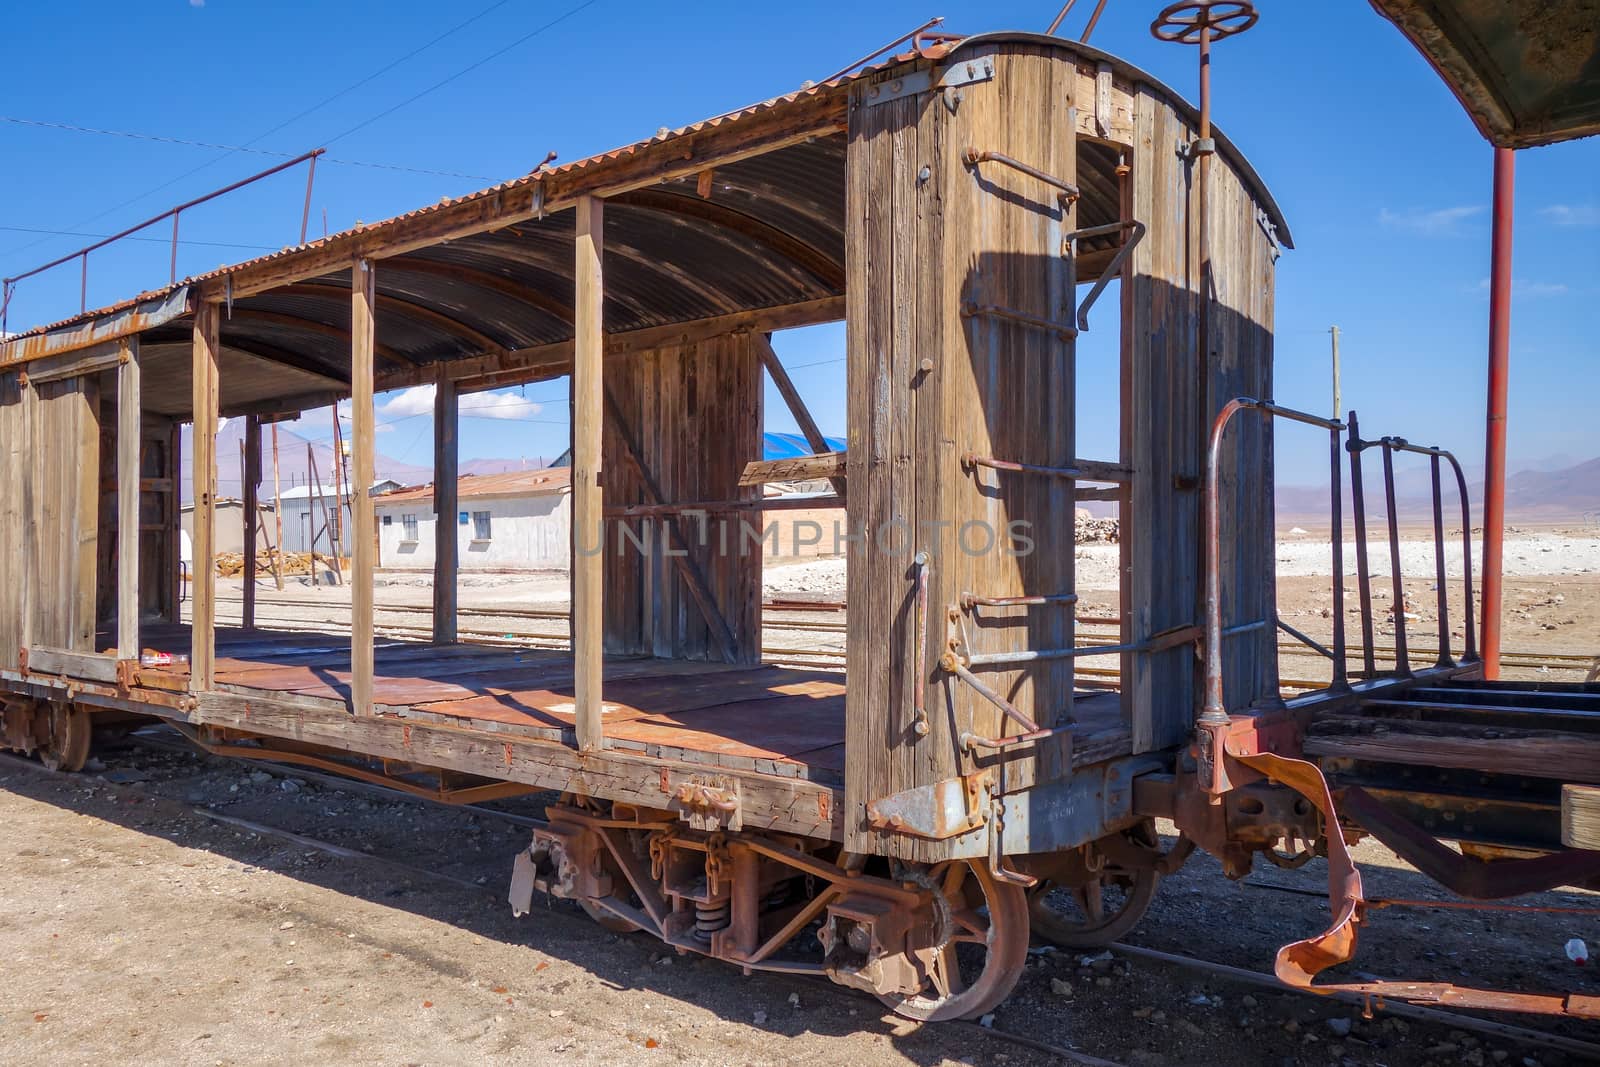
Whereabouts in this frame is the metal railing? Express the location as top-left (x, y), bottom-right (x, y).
top-left (1, 148), bottom-right (323, 330)
top-left (1201, 398), bottom-right (1344, 724)
top-left (1201, 396), bottom-right (1479, 726)
top-left (1347, 421), bottom-right (1479, 673)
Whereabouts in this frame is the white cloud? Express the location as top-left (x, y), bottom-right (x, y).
top-left (1378, 205), bottom-right (1484, 237)
top-left (461, 389), bottom-right (542, 421)
top-left (1540, 203), bottom-right (1599, 228)
top-left (379, 384), bottom-right (436, 419)
top-left (189, 0), bottom-right (204, 7)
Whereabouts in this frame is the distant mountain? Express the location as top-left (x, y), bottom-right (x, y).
top-left (183, 419), bottom-right (432, 503)
top-left (1501, 457), bottom-right (1600, 518)
top-left (1276, 456), bottom-right (1600, 521)
top-left (460, 456), bottom-right (560, 477)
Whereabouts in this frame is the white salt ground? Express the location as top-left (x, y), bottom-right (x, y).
top-left (759, 535), bottom-right (1600, 598)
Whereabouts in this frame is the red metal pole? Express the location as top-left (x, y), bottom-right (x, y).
top-left (1481, 146), bottom-right (1515, 679)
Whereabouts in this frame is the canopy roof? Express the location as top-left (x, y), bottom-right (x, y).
top-left (1, 32), bottom-right (1292, 421)
top-left (1370, 0), bottom-right (1600, 147)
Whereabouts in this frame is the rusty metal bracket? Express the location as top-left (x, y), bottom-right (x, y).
top-left (864, 772), bottom-right (992, 840)
top-left (1339, 786), bottom-right (1600, 900)
top-left (1060, 219), bottom-right (1146, 332)
top-left (1232, 749), bottom-right (1600, 1020)
top-left (671, 773), bottom-right (743, 832)
top-left (986, 782), bottom-right (1038, 887)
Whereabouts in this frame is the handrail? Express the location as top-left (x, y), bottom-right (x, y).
top-left (1367, 434), bottom-right (1479, 665)
top-left (1202, 397), bottom-right (1479, 727)
top-left (1201, 397), bottom-right (1345, 725)
top-left (1, 148), bottom-right (323, 326)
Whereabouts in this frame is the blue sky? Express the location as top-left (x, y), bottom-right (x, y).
top-left (2, 0), bottom-right (1595, 485)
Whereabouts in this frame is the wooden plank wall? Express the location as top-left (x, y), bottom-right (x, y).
top-left (139, 415), bottom-right (181, 624)
top-left (1207, 153), bottom-right (1279, 715)
top-left (844, 44), bottom-right (1079, 861)
top-left (25, 376), bottom-right (102, 652)
top-left (602, 332), bottom-right (762, 664)
top-left (0, 373), bottom-right (26, 669)
top-left (1124, 85), bottom-right (1278, 753)
top-left (1125, 91), bottom-right (1200, 753)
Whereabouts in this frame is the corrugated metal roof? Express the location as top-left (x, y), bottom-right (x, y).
top-left (1369, 0), bottom-right (1600, 148)
top-left (765, 432), bottom-right (846, 458)
top-left (379, 467), bottom-right (571, 505)
top-left (2, 32), bottom-right (1293, 389)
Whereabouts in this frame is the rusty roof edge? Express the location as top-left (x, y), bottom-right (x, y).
top-left (0, 287), bottom-right (192, 366)
top-left (379, 467), bottom-right (573, 504)
top-left (945, 31), bottom-right (1295, 250)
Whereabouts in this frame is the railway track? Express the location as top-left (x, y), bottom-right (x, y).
top-left (204, 594), bottom-right (1595, 676)
top-left (196, 599), bottom-right (1592, 690)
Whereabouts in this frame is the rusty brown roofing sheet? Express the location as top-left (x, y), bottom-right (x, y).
top-left (378, 467), bottom-right (572, 505)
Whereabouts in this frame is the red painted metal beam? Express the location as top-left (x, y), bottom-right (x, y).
top-left (1481, 146), bottom-right (1514, 679)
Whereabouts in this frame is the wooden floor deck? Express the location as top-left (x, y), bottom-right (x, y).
top-left (111, 625), bottom-right (1128, 786)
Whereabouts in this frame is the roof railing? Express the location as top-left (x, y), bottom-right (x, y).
top-left (1, 148), bottom-right (324, 333)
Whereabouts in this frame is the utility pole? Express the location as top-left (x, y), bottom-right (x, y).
top-left (1329, 325), bottom-right (1342, 420)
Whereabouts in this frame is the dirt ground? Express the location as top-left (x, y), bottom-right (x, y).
top-left (8, 526), bottom-right (1597, 1063)
top-left (3, 737), bottom-right (1598, 1067)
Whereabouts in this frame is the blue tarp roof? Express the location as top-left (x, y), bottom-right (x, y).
top-left (763, 432), bottom-right (845, 459)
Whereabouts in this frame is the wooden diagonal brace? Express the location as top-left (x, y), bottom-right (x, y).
top-left (754, 333), bottom-right (846, 498)
top-left (601, 385), bottom-right (741, 664)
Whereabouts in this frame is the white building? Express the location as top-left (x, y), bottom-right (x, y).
top-left (377, 468), bottom-right (571, 571)
top-left (278, 479), bottom-right (404, 553)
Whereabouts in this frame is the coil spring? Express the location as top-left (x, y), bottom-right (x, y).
top-left (693, 899), bottom-right (730, 941)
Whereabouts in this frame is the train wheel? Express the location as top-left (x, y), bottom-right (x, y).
top-left (38, 702), bottom-right (91, 773)
top-left (1028, 867), bottom-right (1158, 949)
top-left (1028, 824), bottom-right (1163, 949)
top-left (879, 859), bottom-right (1030, 1022)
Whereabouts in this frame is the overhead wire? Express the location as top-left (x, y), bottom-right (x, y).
top-left (0, 0), bottom-right (589, 264)
top-left (317, 0), bottom-right (599, 147)
top-left (0, 224), bottom-right (279, 252)
top-left (0, 117), bottom-right (495, 181)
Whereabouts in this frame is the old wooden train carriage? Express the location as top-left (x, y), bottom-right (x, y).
top-left (2, 25), bottom-right (1596, 1022)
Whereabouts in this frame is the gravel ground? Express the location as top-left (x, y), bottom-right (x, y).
top-left (3, 742), bottom-right (1598, 1066)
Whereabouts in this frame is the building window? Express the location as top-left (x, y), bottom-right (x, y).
top-left (401, 513), bottom-right (419, 541)
top-left (472, 510), bottom-right (492, 541)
